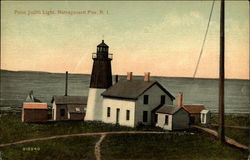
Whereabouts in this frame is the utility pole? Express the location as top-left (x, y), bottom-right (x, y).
top-left (65, 71), bottom-right (68, 96)
top-left (218, 0), bottom-right (225, 143)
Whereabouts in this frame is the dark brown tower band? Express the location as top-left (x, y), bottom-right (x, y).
top-left (90, 40), bottom-right (113, 89)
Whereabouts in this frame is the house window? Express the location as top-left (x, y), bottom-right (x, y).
top-left (126, 110), bottom-right (130, 120)
top-left (107, 107), bottom-right (111, 117)
top-left (165, 115), bottom-right (169, 124)
top-left (60, 109), bottom-right (65, 117)
top-left (144, 95), bottom-right (149, 104)
top-left (143, 111), bottom-right (148, 122)
top-left (161, 95), bottom-right (165, 104)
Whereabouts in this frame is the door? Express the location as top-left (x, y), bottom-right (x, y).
top-left (201, 114), bottom-right (205, 123)
top-left (116, 108), bottom-right (120, 124)
top-left (143, 111), bottom-right (148, 122)
top-left (190, 116), bottom-right (195, 124)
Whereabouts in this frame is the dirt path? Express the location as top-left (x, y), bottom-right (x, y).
top-left (95, 134), bottom-right (106, 160)
top-left (0, 131), bottom-right (166, 148)
top-left (192, 125), bottom-right (249, 150)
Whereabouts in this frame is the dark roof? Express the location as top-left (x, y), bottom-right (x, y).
top-left (151, 103), bottom-right (165, 113)
top-left (51, 96), bottom-right (88, 105)
top-left (101, 80), bottom-right (175, 100)
top-left (25, 90), bottom-right (41, 102)
top-left (182, 105), bottom-right (206, 114)
top-left (97, 40), bottom-right (108, 47)
top-left (156, 105), bottom-right (182, 115)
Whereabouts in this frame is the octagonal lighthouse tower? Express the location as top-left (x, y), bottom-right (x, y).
top-left (85, 40), bottom-right (113, 121)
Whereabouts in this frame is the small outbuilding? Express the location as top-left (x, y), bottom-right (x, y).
top-left (182, 105), bottom-right (206, 124)
top-left (22, 102), bottom-right (48, 123)
top-left (200, 109), bottom-right (210, 124)
top-left (51, 96), bottom-right (87, 121)
top-left (176, 92), bottom-right (208, 125)
top-left (155, 105), bottom-right (189, 130)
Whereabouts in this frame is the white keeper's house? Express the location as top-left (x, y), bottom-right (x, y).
top-left (101, 72), bottom-right (175, 127)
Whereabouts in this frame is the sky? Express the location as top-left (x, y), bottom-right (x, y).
top-left (1, 1), bottom-right (249, 79)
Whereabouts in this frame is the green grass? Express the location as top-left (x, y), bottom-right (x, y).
top-left (204, 114), bottom-right (250, 146)
top-left (210, 114), bottom-right (250, 126)
top-left (0, 113), bottom-right (134, 144)
top-left (0, 113), bottom-right (249, 160)
top-left (1, 133), bottom-right (248, 160)
top-left (0, 136), bottom-right (98, 160)
top-left (102, 133), bottom-right (249, 160)
top-left (207, 126), bottom-right (249, 146)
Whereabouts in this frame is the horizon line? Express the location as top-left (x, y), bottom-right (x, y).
top-left (1, 69), bottom-right (249, 81)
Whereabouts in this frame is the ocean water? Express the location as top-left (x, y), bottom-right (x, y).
top-left (0, 70), bottom-right (249, 114)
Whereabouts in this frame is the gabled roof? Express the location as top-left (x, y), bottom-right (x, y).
top-left (51, 96), bottom-right (88, 105)
top-left (101, 80), bottom-right (175, 100)
top-left (23, 103), bottom-right (47, 109)
top-left (156, 105), bottom-right (183, 115)
top-left (25, 90), bottom-right (41, 102)
top-left (182, 105), bottom-right (206, 114)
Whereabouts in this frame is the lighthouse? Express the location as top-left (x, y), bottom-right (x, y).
top-left (85, 40), bottom-right (113, 121)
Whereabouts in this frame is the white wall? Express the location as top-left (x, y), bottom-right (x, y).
top-left (156, 113), bottom-right (172, 130)
top-left (201, 112), bottom-right (211, 124)
top-left (52, 101), bottom-right (57, 120)
top-left (85, 88), bottom-right (105, 121)
top-left (135, 84), bottom-right (173, 125)
top-left (102, 97), bottom-right (136, 127)
top-left (21, 108), bottom-right (24, 122)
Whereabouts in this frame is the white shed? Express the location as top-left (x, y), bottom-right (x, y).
top-left (156, 105), bottom-right (189, 131)
top-left (51, 96), bottom-right (87, 121)
top-left (200, 109), bottom-right (210, 124)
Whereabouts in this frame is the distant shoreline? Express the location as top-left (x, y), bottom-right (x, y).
top-left (1, 69), bottom-right (249, 81)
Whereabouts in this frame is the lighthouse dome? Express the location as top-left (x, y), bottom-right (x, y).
top-left (97, 40), bottom-right (109, 47)
top-left (97, 40), bottom-right (109, 53)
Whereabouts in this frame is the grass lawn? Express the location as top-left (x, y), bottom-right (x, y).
top-left (102, 133), bottom-right (249, 160)
top-left (210, 114), bottom-right (250, 126)
top-left (0, 113), bottom-right (134, 144)
top-left (206, 126), bottom-right (249, 146)
top-left (0, 113), bottom-right (249, 160)
top-left (205, 114), bottom-right (250, 146)
top-left (0, 136), bottom-right (98, 160)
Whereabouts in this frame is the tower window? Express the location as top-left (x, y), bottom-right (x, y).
top-left (144, 95), bottom-right (149, 104)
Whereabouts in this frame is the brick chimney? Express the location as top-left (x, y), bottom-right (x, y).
top-left (127, 72), bottom-right (132, 81)
top-left (177, 92), bottom-right (183, 107)
top-left (144, 72), bottom-right (150, 82)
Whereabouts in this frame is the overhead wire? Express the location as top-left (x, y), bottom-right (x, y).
top-left (193, 0), bottom-right (216, 78)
